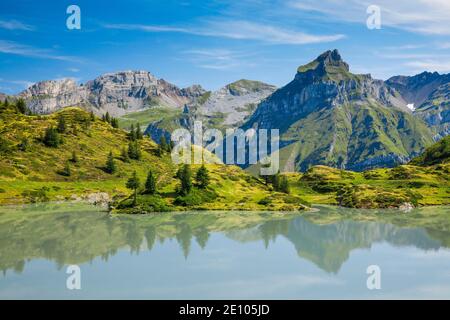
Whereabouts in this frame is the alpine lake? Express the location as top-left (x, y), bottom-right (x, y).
top-left (0, 202), bottom-right (449, 299)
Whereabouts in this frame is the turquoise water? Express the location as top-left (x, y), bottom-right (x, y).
top-left (0, 203), bottom-right (449, 299)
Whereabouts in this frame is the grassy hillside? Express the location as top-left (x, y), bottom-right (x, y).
top-left (117, 106), bottom-right (183, 131)
top-left (277, 102), bottom-right (434, 171)
top-left (0, 103), bottom-right (307, 211)
top-left (409, 135), bottom-right (450, 166)
top-left (284, 164), bottom-right (450, 208)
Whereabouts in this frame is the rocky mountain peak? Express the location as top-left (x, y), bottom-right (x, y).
top-left (296, 49), bottom-right (349, 76)
top-left (22, 78), bottom-right (79, 97)
top-left (180, 84), bottom-right (206, 98)
top-left (86, 70), bottom-right (158, 89)
top-left (225, 79), bottom-right (277, 96)
top-left (317, 49), bottom-right (348, 70)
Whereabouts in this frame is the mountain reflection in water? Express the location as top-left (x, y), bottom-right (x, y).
top-left (0, 203), bottom-right (448, 275)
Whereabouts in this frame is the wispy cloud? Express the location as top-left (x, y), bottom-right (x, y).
top-left (104, 19), bottom-right (345, 45)
top-left (374, 49), bottom-right (450, 73)
top-left (0, 19), bottom-right (34, 31)
top-left (183, 48), bottom-right (257, 70)
top-left (0, 40), bottom-right (80, 62)
top-left (437, 42), bottom-right (450, 49)
top-left (289, 0), bottom-right (450, 35)
top-left (405, 60), bottom-right (450, 73)
top-left (0, 78), bottom-right (35, 90)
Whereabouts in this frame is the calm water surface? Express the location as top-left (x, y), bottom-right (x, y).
top-left (0, 203), bottom-right (449, 299)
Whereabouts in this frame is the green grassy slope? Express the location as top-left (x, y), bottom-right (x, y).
top-left (284, 163), bottom-right (450, 208)
top-left (0, 104), bottom-right (307, 211)
top-left (249, 102), bottom-right (434, 173)
top-left (117, 106), bottom-right (183, 131)
top-left (409, 135), bottom-right (450, 166)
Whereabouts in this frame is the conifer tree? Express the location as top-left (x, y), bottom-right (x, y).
top-left (126, 171), bottom-right (140, 206)
top-left (60, 161), bottom-right (71, 177)
top-left (128, 141), bottom-right (141, 160)
top-left (129, 123), bottom-right (137, 141)
top-left (121, 147), bottom-right (130, 162)
top-left (159, 136), bottom-right (168, 154)
top-left (111, 118), bottom-right (119, 128)
top-left (177, 164), bottom-right (192, 195)
top-left (57, 115), bottom-right (67, 133)
top-left (43, 127), bottom-right (60, 147)
top-left (144, 169), bottom-right (157, 195)
top-left (105, 151), bottom-right (116, 174)
top-left (136, 123), bottom-right (143, 139)
top-left (16, 98), bottom-right (27, 114)
top-left (195, 165), bottom-right (210, 189)
top-left (280, 176), bottom-right (290, 194)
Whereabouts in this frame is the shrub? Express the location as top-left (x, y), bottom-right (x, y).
top-left (117, 195), bottom-right (170, 213)
top-left (43, 127), bottom-right (60, 147)
top-left (389, 166), bottom-right (413, 180)
top-left (21, 187), bottom-right (50, 203)
top-left (174, 189), bottom-right (217, 206)
top-left (258, 198), bottom-right (272, 205)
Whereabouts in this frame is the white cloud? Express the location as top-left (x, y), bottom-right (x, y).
top-left (0, 40), bottom-right (80, 62)
top-left (289, 0), bottom-right (450, 35)
top-left (104, 19), bottom-right (345, 45)
top-left (0, 19), bottom-right (34, 31)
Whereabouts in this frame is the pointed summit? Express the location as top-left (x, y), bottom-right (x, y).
top-left (297, 49), bottom-right (349, 74)
top-left (316, 49), bottom-right (348, 70)
top-left (295, 49), bottom-right (356, 83)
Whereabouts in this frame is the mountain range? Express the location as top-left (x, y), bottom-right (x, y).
top-left (1, 49), bottom-right (449, 172)
top-left (17, 71), bottom-right (205, 115)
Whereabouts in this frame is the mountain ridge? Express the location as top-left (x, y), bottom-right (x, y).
top-left (19, 70), bottom-right (206, 116)
top-left (242, 49), bottom-right (434, 171)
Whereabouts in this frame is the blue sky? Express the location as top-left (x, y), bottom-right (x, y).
top-left (1, 0), bottom-right (450, 94)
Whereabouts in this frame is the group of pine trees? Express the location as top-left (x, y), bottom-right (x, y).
top-left (176, 164), bottom-right (210, 196)
top-left (158, 136), bottom-right (174, 155)
top-left (128, 123), bottom-right (143, 141)
top-left (102, 112), bottom-right (119, 128)
top-left (125, 169), bottom-right (158, 205)
top-left (124, 164), bottom-right (211, 207)
top-left (261, 172), bottom-right (290, 194)
top-left (0, 98), bottom-right (31, 115)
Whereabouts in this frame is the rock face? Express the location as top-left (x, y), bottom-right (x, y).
top-left (20, 78), bottom-right (87, 114)
top-left (144, 79), bottom-right (276, 142)
top-left (0, 93), bottom-right (7, 102)
top-left (242, 49), bottom-right (434, 171)
top-left (19, 71), bottom-right (205, 116)
top-left (386, 72), bottom-right (450, 139)
top-left (194, 79), bottom-right (277, 128)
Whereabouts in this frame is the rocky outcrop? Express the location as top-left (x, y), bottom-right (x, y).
top-left (386, 72), bottom-right (450, 139)
top-left (19, 71), bottom-right (205, 116)
top-left (20, 78), bottom-right (87, 114)
top-left (195, 79), bottom-right (276, 128)
top-left (0, 92), bottom-right (7, 102)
